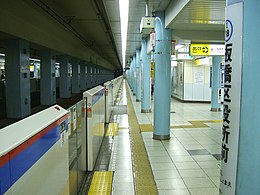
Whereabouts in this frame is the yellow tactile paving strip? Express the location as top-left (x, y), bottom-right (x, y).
top-left (139, 124), bottom-right (154, 132)
top-left (118, 127), bottom-right (129, 130)
top-left (88, 171), bottom-right (113, 195)
top-left (211, 119), bottom-right (223, 123)
top-left (139, 120), bottom-right (223, 132)
top-left (126, 87), bottom-right (158, 195)
top-left (105, 122), bottom-right (119, 136)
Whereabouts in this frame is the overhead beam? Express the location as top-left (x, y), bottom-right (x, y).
top-left (172, 30), bottom-right (224, 41)
top-left (165, 0), bottom-right (190, 28)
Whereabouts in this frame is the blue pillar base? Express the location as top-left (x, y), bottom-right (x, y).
top-left (211, 108), bottom-right (222, 112)
top-left (153, 134), bottom-right (170, 140)
top-left (141, 109), bottom-right (151, 113)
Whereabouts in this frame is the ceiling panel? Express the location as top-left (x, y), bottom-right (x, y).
top-left (103, 0), bottom-right (122, 67)
top-left (168, 0), bottom-right (226, 41)
top-left (30, 0), bottom-right (122, 69)
top-left (105, 0), bottom-right (170, 66)
top-left (0, 0), bottom-right (226, 70)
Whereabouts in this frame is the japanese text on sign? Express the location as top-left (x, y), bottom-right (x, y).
top-left (220, 3), bottom-right (243, 195)
top-left (221, 43), bottom-right (233, 188)
top-left (190, 44), bottom-right (225, 56)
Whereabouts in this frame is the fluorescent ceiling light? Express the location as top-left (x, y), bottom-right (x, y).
top-left (119, 0), bottom-right (129, 69)
top-left (30, 58), bottom-right (40, 62)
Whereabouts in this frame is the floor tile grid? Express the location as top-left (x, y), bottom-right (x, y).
top-left (143, 131), bottom-right (220, 195)
top-left (170, 120), bottom-right (222, 151)
top-left (166, 130), bottom-right (220, 194)
top-left (146, 104), bottom-right (222, 128)
top-left (126, 84), bottom-right (190, 193)
top-left (127, 81), bottom-right (222, 194)
top-left (142, 133), bottom-right (192, 195)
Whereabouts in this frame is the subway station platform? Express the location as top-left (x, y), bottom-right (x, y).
top-left (88, 79), bottom-right (223, 195)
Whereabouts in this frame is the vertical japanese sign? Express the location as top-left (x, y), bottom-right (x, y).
top-left (220, 2), bottom-right (243, 195)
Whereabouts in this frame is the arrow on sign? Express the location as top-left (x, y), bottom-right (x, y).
top-left (202, 47), bottom-right (209, 53)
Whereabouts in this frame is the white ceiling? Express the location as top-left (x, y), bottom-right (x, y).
top-left (104, 0), bottom-right (171, 66)
top-left (168, 0), bottom-right (226, 42)
top-left (104, 0), bottom-right (226, 68)
top-left (126, 0), bottom-right (171, 64)
top-left (103, 0), bottom-right (122, 67)
top-left (0, 0), bottom-right (226, 70)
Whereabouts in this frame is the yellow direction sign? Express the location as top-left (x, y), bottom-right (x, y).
top-left (190, 44), bottom-right (225, 56)
top-left (190, 44), bottom-right (210, 55)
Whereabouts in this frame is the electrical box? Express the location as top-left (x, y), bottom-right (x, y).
top-left (140, 17), bottom-right (155, 35)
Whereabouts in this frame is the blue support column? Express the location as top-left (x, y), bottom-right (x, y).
top-left (5, 39), bottom-right (31, 118)
top-left (220, 1), bottom-right (260, 194)
top-left (86, 63), bottom-right (91, 89)
top-left (71, 58), bottom-right (80, 93)
top-left (97, 67), bottom-right (100, 84)
top-left (102, 69), bottom-right (105, 83)
top-left (105, 69), bottom-right (107, 82)
top-left (99, 68), bottom-right (102, 83)
top-left (40, 49), bottom-right (56, 105)
top-left (136, 49), bottom-right (141, 102)
top-left (88, 63), bottom-right (93, 88)
top-left (141, 38), bottom-right (151, 113)
top-left (80, 61), bottom-right (87, 91)
top-left (95, 66), bottom-right (98, 85)
top-left (104, 69), bottom-right (106, 82)
top-left (133, 55), bottom-right (136, 95)
top-left (92, 65), bottom-right (96, 86)
top-left (153, 11), bottom-right (172, 140)
top-left (130, 60), bottom-right (133, 90)
top-left (132, 62), bottom-right (134, 89)
top-left (107, 70), bottom-right (109, 81)
top-left (90, 65), bottom-right (94, 87)
top-left (211, 56), bottom-right (222, 111)
top-left (59, 55), bottom-right (71, 98)
top-left (128, 69), bottom-right (131, 86)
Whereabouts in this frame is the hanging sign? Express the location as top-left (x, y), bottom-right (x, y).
top-left (190, 44), bottom-right (225, 56)
top-left (150, 32), bottom-right (155, 47)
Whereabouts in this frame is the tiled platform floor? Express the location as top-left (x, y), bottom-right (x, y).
top-left (109, 80), bottom-right (223, 195)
